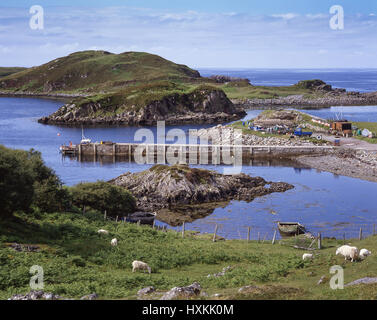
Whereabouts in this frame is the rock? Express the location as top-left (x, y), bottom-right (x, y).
top-left (207, 266), bottom-right (232, 278)
top-left (8, 243), bottom-right (40, 252)
top-left (9, 291), bottom-right (61, 300)
top-left (317, 276), bottom-right (326, 285)
top-left (137, 286), bottom-right (156, 296)
top-left (212, 293), bottom-right (222, 298)
top-left (38, 87), bottom-right (246, 126)
top-left (111, 165), bottom-right (294, 216)
top-left (238, 285), bottom-right (258, 293)
top-left (80, 293), bottom-right (98, 300)
top-left (345, 277), bottom-right (377, 287)
top-left (160, 282), bottom-right (202, 300)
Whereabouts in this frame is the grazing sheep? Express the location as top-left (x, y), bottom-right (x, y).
top-left (132, 260), bottom-right (151, 274)
top-left (359, 249), bottom-right (372, 260)
top-left (98, 229), bottom-right (109, 235)
top-left (336, 245), bottom-right (359, 262)
top-left (111, 238), bottom-right (118, 246)
top-left (302, 253), bottom-right (313, 261)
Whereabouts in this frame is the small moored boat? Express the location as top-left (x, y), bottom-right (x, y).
top-left (277, 222), bottom-right (306, 236)
top-left (126, 212), bottom-right (156, 225)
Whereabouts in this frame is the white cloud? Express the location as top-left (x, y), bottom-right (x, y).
top-left (270, 13), bottom-right (298, 20)
top-left (0, 6), bottom-right (376, 68)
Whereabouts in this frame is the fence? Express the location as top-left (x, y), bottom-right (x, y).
top-left (99, 209), bottom-right (377, 248)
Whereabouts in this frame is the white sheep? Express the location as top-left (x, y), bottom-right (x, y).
top-left (98, 229), bottom-right (109, 235)
top-left (111, 238), bottom-right (118, 246)
top-left (302, 253), bottom-right (313, 261)
top-left (132, 260), bottom-right (151, 274)
top-left (359, 249), bottom-right (372, 260)
top-left (336, 245), bottom-right (359, 262)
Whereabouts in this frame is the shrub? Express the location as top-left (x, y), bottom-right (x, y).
top-left (0, 145), bottom-right (70, 217)
top-left (0, 145), bottom-right (36, 216)
top-left (33, 176), bottom-right (71, 213)
top-left (70, 181), bottom-right (136, 217)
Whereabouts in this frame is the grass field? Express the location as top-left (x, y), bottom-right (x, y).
top-left (220, 83), bottom-right (322, 100)
top-left (0, 67), bottom-right (27, 78)
top-left (0, 51), bottom-right (201, 93)
top-left (1, 211), bottom-right (377, 300)
top-left (354, 122), bottom-right (377, 144)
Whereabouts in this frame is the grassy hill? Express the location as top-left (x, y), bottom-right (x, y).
top-left (1, 211), bottom-right (377, 300)
top-left (0, 51), bottom-right (201, 94)
top-left (0, 67), bottom-right (27, 78)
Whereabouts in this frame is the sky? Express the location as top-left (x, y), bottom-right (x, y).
top-left (0, 0), bottom-right (377, 68)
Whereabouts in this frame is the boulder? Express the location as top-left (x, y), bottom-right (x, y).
top-left (160, 282), bottom-right (202, 300)
top-left (137, 286), bottom-right (156, 296)
top-left (9, 291), bottom-right (62, 300)
top-left (111, 164), bottom-right (294, 214)
top-left (80, 293), bottom-right (98, 300)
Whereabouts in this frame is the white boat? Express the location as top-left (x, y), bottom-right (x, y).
top-left (80, 127), bottom-right (91, 144)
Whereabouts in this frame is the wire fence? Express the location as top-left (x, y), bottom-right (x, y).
top-left (100, 209), bottom-right (377, 249)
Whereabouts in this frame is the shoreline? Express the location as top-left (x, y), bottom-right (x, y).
top-left (2, 90), bottom-right (377, 108)
top-left (232, 93), bottom-right (377, 108)
top-left (296, 152), bottom-right (377, 183)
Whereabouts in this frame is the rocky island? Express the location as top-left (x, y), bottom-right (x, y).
top-left (2, 51), bottom-right (377, 128)
top-left (110, 164), bottom-right (294, 225)
top-left (231, 79), bottom-right (377, 108)
top-left (38, 82), bottom-right (246, 126)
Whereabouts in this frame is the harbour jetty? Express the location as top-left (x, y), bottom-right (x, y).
top-left (61, 142), bottom-right (337, 164)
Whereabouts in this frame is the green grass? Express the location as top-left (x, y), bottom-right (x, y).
top-left (353, 122), bottom-right (377, 144)
top-left (1, 211), bottom-right (377, 300)
top-left (0, 51), bottom-right (200, 93)
top-left (66, 81), bottom-right (223, 116)
top-left (220, 84), bottom-right (323, 100)
top-left (0, 67), bottom-right (27, 78)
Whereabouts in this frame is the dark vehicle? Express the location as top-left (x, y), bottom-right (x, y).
top-left (294, 128), bottom-right (313, 137)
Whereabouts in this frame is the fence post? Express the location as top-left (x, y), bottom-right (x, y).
top-left (262, 233), bottom-right (267, 243)
top-left (152, 220), bottom-right (155, 229)
top-left (104, 210), bottom-right (107, 221)
top-left (83, 206), bottom-right (86, 215)
top-left (343, 233), bottom-right (346, 245)
top-left (137, 220), bottom-right (141, 227)
top-left (247, 227), bottom-right (251, 242)
top-left (182, 222), bottom-right (185, 238)
top-left (257, 232), bottom-right (260, 243)
top-left (318, 233), bottom-right (322, 250)
top-left (213, 224), bottom-right (218, 242)
top-left (272, 230), bottom-right (277, 245)
top-left (359, 227), bottom-right (363, 241)
top-left (374, 224), bottom-right (376, 236)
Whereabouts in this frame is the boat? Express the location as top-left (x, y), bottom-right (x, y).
top-left (80, 127), bottom-right (91, 144)
top-left (277, 222), bottom-right (306, 236)
top-left (126, 212), bottom-right (156, 225)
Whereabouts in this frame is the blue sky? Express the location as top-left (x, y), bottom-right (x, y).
top-left (1, 1), bottom-right (377, 68)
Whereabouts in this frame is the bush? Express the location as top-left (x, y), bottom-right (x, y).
top-left (33, 176), bottom-right (70, 213)
top-left (0, 145), bottom-right (70, 217)
top-left (0, 145), bottom-right (36, 216)
top-left (70, 181), bottom-right (136, 217)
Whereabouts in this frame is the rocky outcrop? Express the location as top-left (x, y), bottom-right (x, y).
top-left (194, 125), bottom-right (329, 146)
top-left (9, 291), bottom-right (63, 300)
top-left (160, 282), bottom-right (202, 300)
top-left (38, 88), bottom-right (246, 126)
top-left (233, 91), bottom-right (377, 108)
top-left (232, 80), bottom-right (377, 108)
top-left (110, 164), bottom-right (294, 213)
